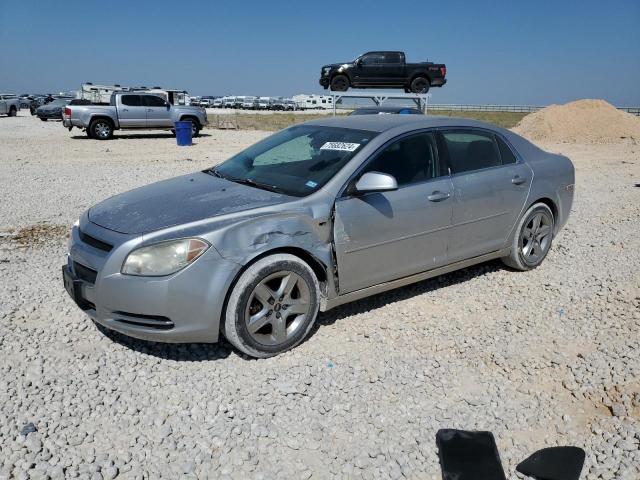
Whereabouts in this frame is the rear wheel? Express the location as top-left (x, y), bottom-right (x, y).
top-left (40, 117), bottom-right (48, 122)
top-left (502, 203), bottom-right (555, 270)
top-left (8, 106), bottom-right (17, 117)
top-left (223, 254), bottom-right (320, 358)
top-left (330, 75), bottom-right (350, 92)
top-left (89, 118), bottom-right (114, 140)
top-left (410, 76), bottom-right (430, 93)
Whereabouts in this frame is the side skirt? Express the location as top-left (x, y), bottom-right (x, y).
top-left (320, 249), bottom-right (509, 311)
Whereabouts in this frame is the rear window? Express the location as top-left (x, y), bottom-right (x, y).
top-left (440, 130), bottom-right (502, 174)
top-left (143, 95), bottom-right (166, 107)
top-left (121, 95), bottom-right (141, 107)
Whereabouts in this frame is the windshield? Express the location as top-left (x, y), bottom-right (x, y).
top-left (49, 99), bottom-right (70, 106)
top-left (211, 125), bottom-right (377, 197)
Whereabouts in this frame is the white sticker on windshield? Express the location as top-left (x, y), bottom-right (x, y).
top-left (320, 142), bottom-right (360, 152)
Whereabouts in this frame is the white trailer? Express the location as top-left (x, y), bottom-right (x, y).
top-left (77, 83), bottom-right (127, 104)
top-left (292, 94), bottom-right (334, 110)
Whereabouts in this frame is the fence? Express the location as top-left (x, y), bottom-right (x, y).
top-left (428, 104), bottom-right (640, 116)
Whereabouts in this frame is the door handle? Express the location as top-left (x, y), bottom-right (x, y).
top-left (147, 108), bottom-right (153, 112)
top-left (512, 175), bottom-right (527, 185)
top-left (122, 108), bottom-right (129, 112)
top-left (428, 191), bottom-right (451, 202)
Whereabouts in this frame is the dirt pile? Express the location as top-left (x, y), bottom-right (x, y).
top-left (513, 99), bottom-right (640, 144)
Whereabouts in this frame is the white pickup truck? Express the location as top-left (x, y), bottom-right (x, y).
top-left (63, 92), bottom-right (208, 140)
top-left (0, 94), bottom-right (20, 117)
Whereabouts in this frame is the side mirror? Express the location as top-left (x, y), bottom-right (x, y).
top-left (356, 59), bottom-right (363, 67)
top-left (165, 101), bottom-right (171, 109)
top-left (355, 172), bottom-right (398, 193)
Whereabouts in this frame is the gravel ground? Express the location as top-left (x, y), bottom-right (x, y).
top-left (1, 115), bottom-right (639, 479)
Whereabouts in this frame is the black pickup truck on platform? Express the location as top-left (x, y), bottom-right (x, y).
top-left (319, 51), bottom-right (446, 93)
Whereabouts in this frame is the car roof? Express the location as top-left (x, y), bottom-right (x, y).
top-left (304, 114), bottom-right (503, 133)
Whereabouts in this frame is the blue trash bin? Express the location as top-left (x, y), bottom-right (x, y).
top-left (174, 121), bottom-right (193, 146)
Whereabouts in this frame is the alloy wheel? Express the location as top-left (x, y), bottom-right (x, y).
top-left (95, 122), bottom-right (111, 139)
top-left (244, 271), bottom-right (311, 346)
top-left (521, 211), bottom-right (553, 264)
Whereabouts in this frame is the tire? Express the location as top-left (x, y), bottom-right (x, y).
top-left (330, 74), bottom-right (350, 92)
top-left (89, 118), bottom-right (114, 140)
top-left (85, 128), bottom-right (93, 139)
top-left (40, 118), bottom-right (48, 122)
top-left (223, 254), bottom-right (320, 358)
top-left (502, 203), bottom-right (555, 271)
top-left (410, 76), bottom-right (430, 93)
top-left (8, 106), bottom-right (17, 117)
top-left (182, 117), bottom-right (200, 137)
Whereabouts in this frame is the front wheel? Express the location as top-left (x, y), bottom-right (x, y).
top-left (330, 75), bottom-right (350, 92)
top-left (502, 203), bottom-right (555, 271)
top-left (8, 106), bottom-right (17, 117)
top-left (40, 118), bottom-right (48, 122)
top-left (223, 254), bottom-right (320, 358)
top-left (182, 118), bottom-right (200, 137)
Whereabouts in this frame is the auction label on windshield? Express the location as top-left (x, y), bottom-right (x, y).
top-left (320, 142), bottom-right (360, 152)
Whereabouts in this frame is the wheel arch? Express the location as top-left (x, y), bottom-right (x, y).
top-left (408, 71), bottom-right (431, 85)
top-left (219, 246), bottom-right (330, 336)
top-left (527, 197), bottom-right (558, 230)
top-left (89, 115), bottom-right (115, 126)
top-left (179, 114), bottom-right (201, 127)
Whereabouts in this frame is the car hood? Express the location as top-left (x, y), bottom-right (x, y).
top-left (88, 172), bottom-right (291, 234)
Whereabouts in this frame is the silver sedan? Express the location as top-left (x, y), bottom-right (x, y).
top-left (63, 115), bottom-right (574, 357)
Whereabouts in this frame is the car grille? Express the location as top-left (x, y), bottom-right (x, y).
top-left (113, 312), bottom-right (174, 330)
top-left (79, 229), bottom-right (113, 252)
top-left (73, 261), bottom-right (98, 284)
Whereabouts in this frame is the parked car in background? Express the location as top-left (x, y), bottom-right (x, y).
top-left (349, 106), bottom-right (424, 115)
top-left (200, 98), bottom-right (212, 108)
top-left (212, 98), bottom-right (223, 108)
top-left (0, 94), bottom-right (20, 117)
top-left (268, 98), bottom-right (284, 111)
top-left (36, 98), bottom-right (86, 121)
top-left (320, 51), bottom-right (447, 93)
top-left (242, 96), bottom-right (258, 109)
top-left (63, 92), bottom-right (207, 139)
top-left (222, 96), bottom-right (236, 108)
top-left (257, 97), bottom-right (270, 110)
top-left (62, 115), bottom-right (574, 358)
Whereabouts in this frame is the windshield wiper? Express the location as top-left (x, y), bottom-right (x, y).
top-left (206, 168), bottom-right (285, 194)
top-left (235, 177), bottom-right (285, 194)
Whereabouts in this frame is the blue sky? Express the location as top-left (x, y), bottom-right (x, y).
top-left (1, 0), bottom-right (638, 105)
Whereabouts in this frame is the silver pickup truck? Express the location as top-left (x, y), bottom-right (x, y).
top-left (0, 94), bottom-right (20, 117)
top-left (63, 92), bottom-right (208, 140)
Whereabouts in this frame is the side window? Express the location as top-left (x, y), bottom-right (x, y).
top-left (143, 95), bottom-right (167, 107)
top-left (382, 52), bottom-right (402, 64)
top-left (440, 130), bottom-right (501, 174)
top-left (361, 53), bottom-right (384, 65)
top-left (496, 135), bottom-right (517, 164)
top-left (360, 132), bottom-right (440, 186)
top-left (121, 95), bottom-right (141, 107)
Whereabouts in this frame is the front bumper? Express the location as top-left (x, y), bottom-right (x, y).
top-left (63, 217), bottom-right (241, 343)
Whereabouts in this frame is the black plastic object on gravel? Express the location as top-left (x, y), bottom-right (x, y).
top-left (436, 429), bottom-right (506, 480)
top-left (516, 446), bottom-right (586, 480)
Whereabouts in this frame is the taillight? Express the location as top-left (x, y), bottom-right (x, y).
top-left (440, 66), bottom-right (447, 77)
top-left (64, 107), bottom-right (71, 117)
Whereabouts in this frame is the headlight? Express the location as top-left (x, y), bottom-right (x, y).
top-left (73, 218), bottom-right (80, 227)
top-left (121, 238), bottom-right (209, 276)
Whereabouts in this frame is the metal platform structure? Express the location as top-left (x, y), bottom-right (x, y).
top-left (329, 90), bottom-right (432, 115)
